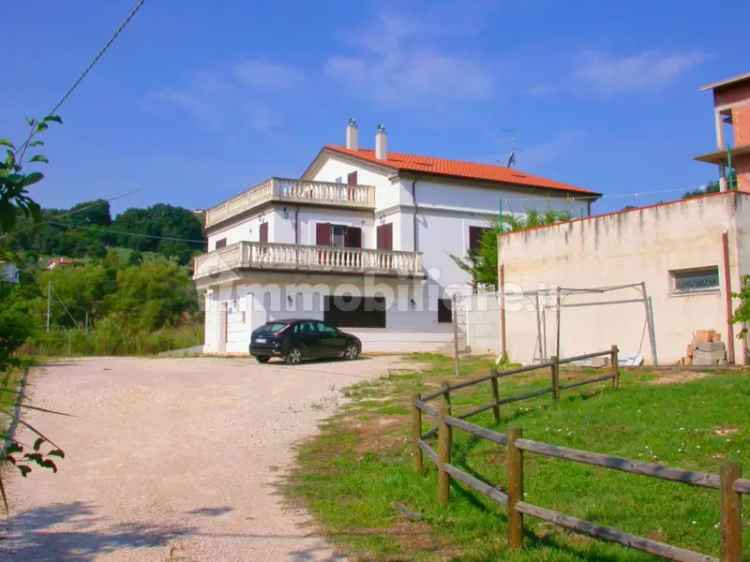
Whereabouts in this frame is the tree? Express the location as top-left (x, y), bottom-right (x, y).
top-left (683, 181), bottom-right (721, 199)
top-left (111, 204), bottom-right (205, 264)
top-left (451, 209), bottom-right (572, 288)
top-left (0, 115), bottom-right (62, 233)
top-left (1, 117), bottom-right (66, 511)
top-left (108, 257), bottom-right (198, 332)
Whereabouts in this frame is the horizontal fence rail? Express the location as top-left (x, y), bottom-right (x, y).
top-left (410, 346), bottom-right (745, 561)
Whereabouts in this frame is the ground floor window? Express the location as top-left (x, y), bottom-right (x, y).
top-left (437, 297), bottom-right (452, 323)
top-left (670, 266), bottom-right (719, 294)
top-left (324, 295), bottom-right (386, 328)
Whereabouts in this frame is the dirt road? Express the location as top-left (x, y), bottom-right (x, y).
top-left (1, 355), bottom-right (411, 561)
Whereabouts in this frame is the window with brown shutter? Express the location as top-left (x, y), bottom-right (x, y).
top-left (259, 222), bottom-right (268, 243)
top-left (377, 223), bottom-right (393, 251)
top-left (316, 223), bottom-right (331, 246)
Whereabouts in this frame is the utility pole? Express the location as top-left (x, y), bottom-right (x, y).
top-left (46, 280), bottom-right (51, 332)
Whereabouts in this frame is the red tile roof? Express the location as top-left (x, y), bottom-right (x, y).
top-left (324, 144), bottom-right (599, 196)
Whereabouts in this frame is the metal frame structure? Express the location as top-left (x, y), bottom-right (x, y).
top-left (510, 282), bottom-right (658, 366)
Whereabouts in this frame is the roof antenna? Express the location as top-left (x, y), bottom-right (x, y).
top-left (496, 128), bottom-right (518, 168)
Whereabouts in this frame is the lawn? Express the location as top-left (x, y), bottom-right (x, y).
top-left (286, 354), bottom-right (750, 561)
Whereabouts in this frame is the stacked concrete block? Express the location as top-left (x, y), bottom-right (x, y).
top-left (687, 330), bottom-right (726, 366)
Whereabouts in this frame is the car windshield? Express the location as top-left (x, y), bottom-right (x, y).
top-left (255, 322), bottom-right (289, 336)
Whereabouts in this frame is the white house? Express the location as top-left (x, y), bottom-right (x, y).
top-left (0, 262), bottom-right (19, 284)
top-left (194, 121), bottom-right (599, 354)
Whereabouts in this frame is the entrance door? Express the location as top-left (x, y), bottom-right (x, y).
top-left (377, 223), bottom-right (393, 251)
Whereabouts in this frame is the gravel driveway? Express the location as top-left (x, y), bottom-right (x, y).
top-left (1, 355), bottom-right (413, 561)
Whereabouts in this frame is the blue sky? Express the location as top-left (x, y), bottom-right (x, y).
top-left (3, 0), bottom-right (748, 215)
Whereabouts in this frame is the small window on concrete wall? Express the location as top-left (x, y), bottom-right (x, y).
top-left (215, 238), bottom-right (227, 250)
top-left (671, 266), bottom-right (719, 294)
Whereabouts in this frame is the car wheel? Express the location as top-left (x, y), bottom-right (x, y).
top-left (285, 347), bottom-right (303, 365)
top-left (255, 355), bottom-right (270, 364)
top-left (344, 343), bottom-right (360, 360)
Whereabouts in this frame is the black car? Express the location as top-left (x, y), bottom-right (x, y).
top-left (249, 319), bottom-right (361, 364)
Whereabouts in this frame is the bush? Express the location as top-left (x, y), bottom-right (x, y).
top-left (23, 321), bottom-right (203, 357)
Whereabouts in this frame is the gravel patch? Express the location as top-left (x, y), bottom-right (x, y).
top-left (1, 355), bottom-right (414, 561)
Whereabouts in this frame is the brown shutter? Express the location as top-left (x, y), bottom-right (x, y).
top-left (316, 223), bottom-right (331, 246)
top-left (377, 223), bottom-right (393, 251)
top-left (345, 227), bottom-right (362, 248)
top-left (347, 171), bottom-right (358, 185)
top-left (259, 222), bottom-right (268, 243)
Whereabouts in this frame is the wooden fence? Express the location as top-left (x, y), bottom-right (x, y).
top-left (412, 346), bottom-right (746, 562)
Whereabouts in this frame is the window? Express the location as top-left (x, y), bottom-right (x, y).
top-left (469, 226), bottom-right (490, 253)
top-left (671, 266), bottom-right (720, 294)
top-left (316, 223), bottom-right (362, 248)
top-left (215, 238), bottom-right (227, 250)
top-left (324, 295), bottom-right (386, 328)
top-left (438, 298), bottom-right (452, 323)
top-left (347, 171), bottom-right (358, 185)
top-left (316, 322), bottom-right (338, 336)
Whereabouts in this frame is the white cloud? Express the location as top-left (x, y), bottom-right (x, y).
top-left (324, 13), bottom-right (493, 106)
top-left (147, 59), bottom-right (302, 132)
top-left (574, 50), bottom-right (705, 95)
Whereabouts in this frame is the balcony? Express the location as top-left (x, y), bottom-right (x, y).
top-left (205, 178), bottom-right (376, 229)
top-left (193, 241), bottom-right (424, 280)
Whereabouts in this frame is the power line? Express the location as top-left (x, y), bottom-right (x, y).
top-left (46, 220), bottom-right (207, 245)
top-left (48, 0), bottom-right (146, 117)
top-left (0, 188), bottom-right (142, 241)
top-left (17, 0), bottom-right (146, 159)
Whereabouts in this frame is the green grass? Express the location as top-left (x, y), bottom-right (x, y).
top-left (286, 354), bottom-right (750, 561)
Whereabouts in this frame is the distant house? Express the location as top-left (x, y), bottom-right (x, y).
top-left (193, 120), bottom-right (599, 354)
top-left (694, 71), bottom-right (750, 192)
top-left (46, 257), bottom-right (80, 270)
top-left (0, 262), bottom-right (19, 284)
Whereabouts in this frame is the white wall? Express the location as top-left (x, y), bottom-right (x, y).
top-left (308, 154), bottom-right (408, 210)
top-left (410, 176), bottom-right (589, 218)
top-left (499, 193), bottom-right (749, 365)
top-left (206, 211), bottom-right (271, 250)
top-left (202, 271), bottom-right (453, 354)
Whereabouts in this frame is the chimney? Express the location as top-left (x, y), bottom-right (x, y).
top-left (375, 124), bottom-right (388, 160)
top-left (346, 118), bottom-right (359, 150)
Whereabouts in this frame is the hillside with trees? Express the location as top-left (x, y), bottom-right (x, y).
top-left (9, 199), bottom-right (206, 265)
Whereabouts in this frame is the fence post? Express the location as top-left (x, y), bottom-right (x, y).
top-left (551, 356), bottom-right (560, 401)
top-left (611, 345), bottom-right (620, 389)
top-left (507, 426), bottom-right (524, 549)
top-left (412, 393), bottom-right (424, 474)
top-left (437, 402), bottom-right (452, 506)
top-left (441, 381), bottom-right (452, 415)
top-left (490, 367), bottom-right (501, 424)
top-left (452, 293), bottom-right (460, 377)
top-left (720, 462), bottom-right (742, 562)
